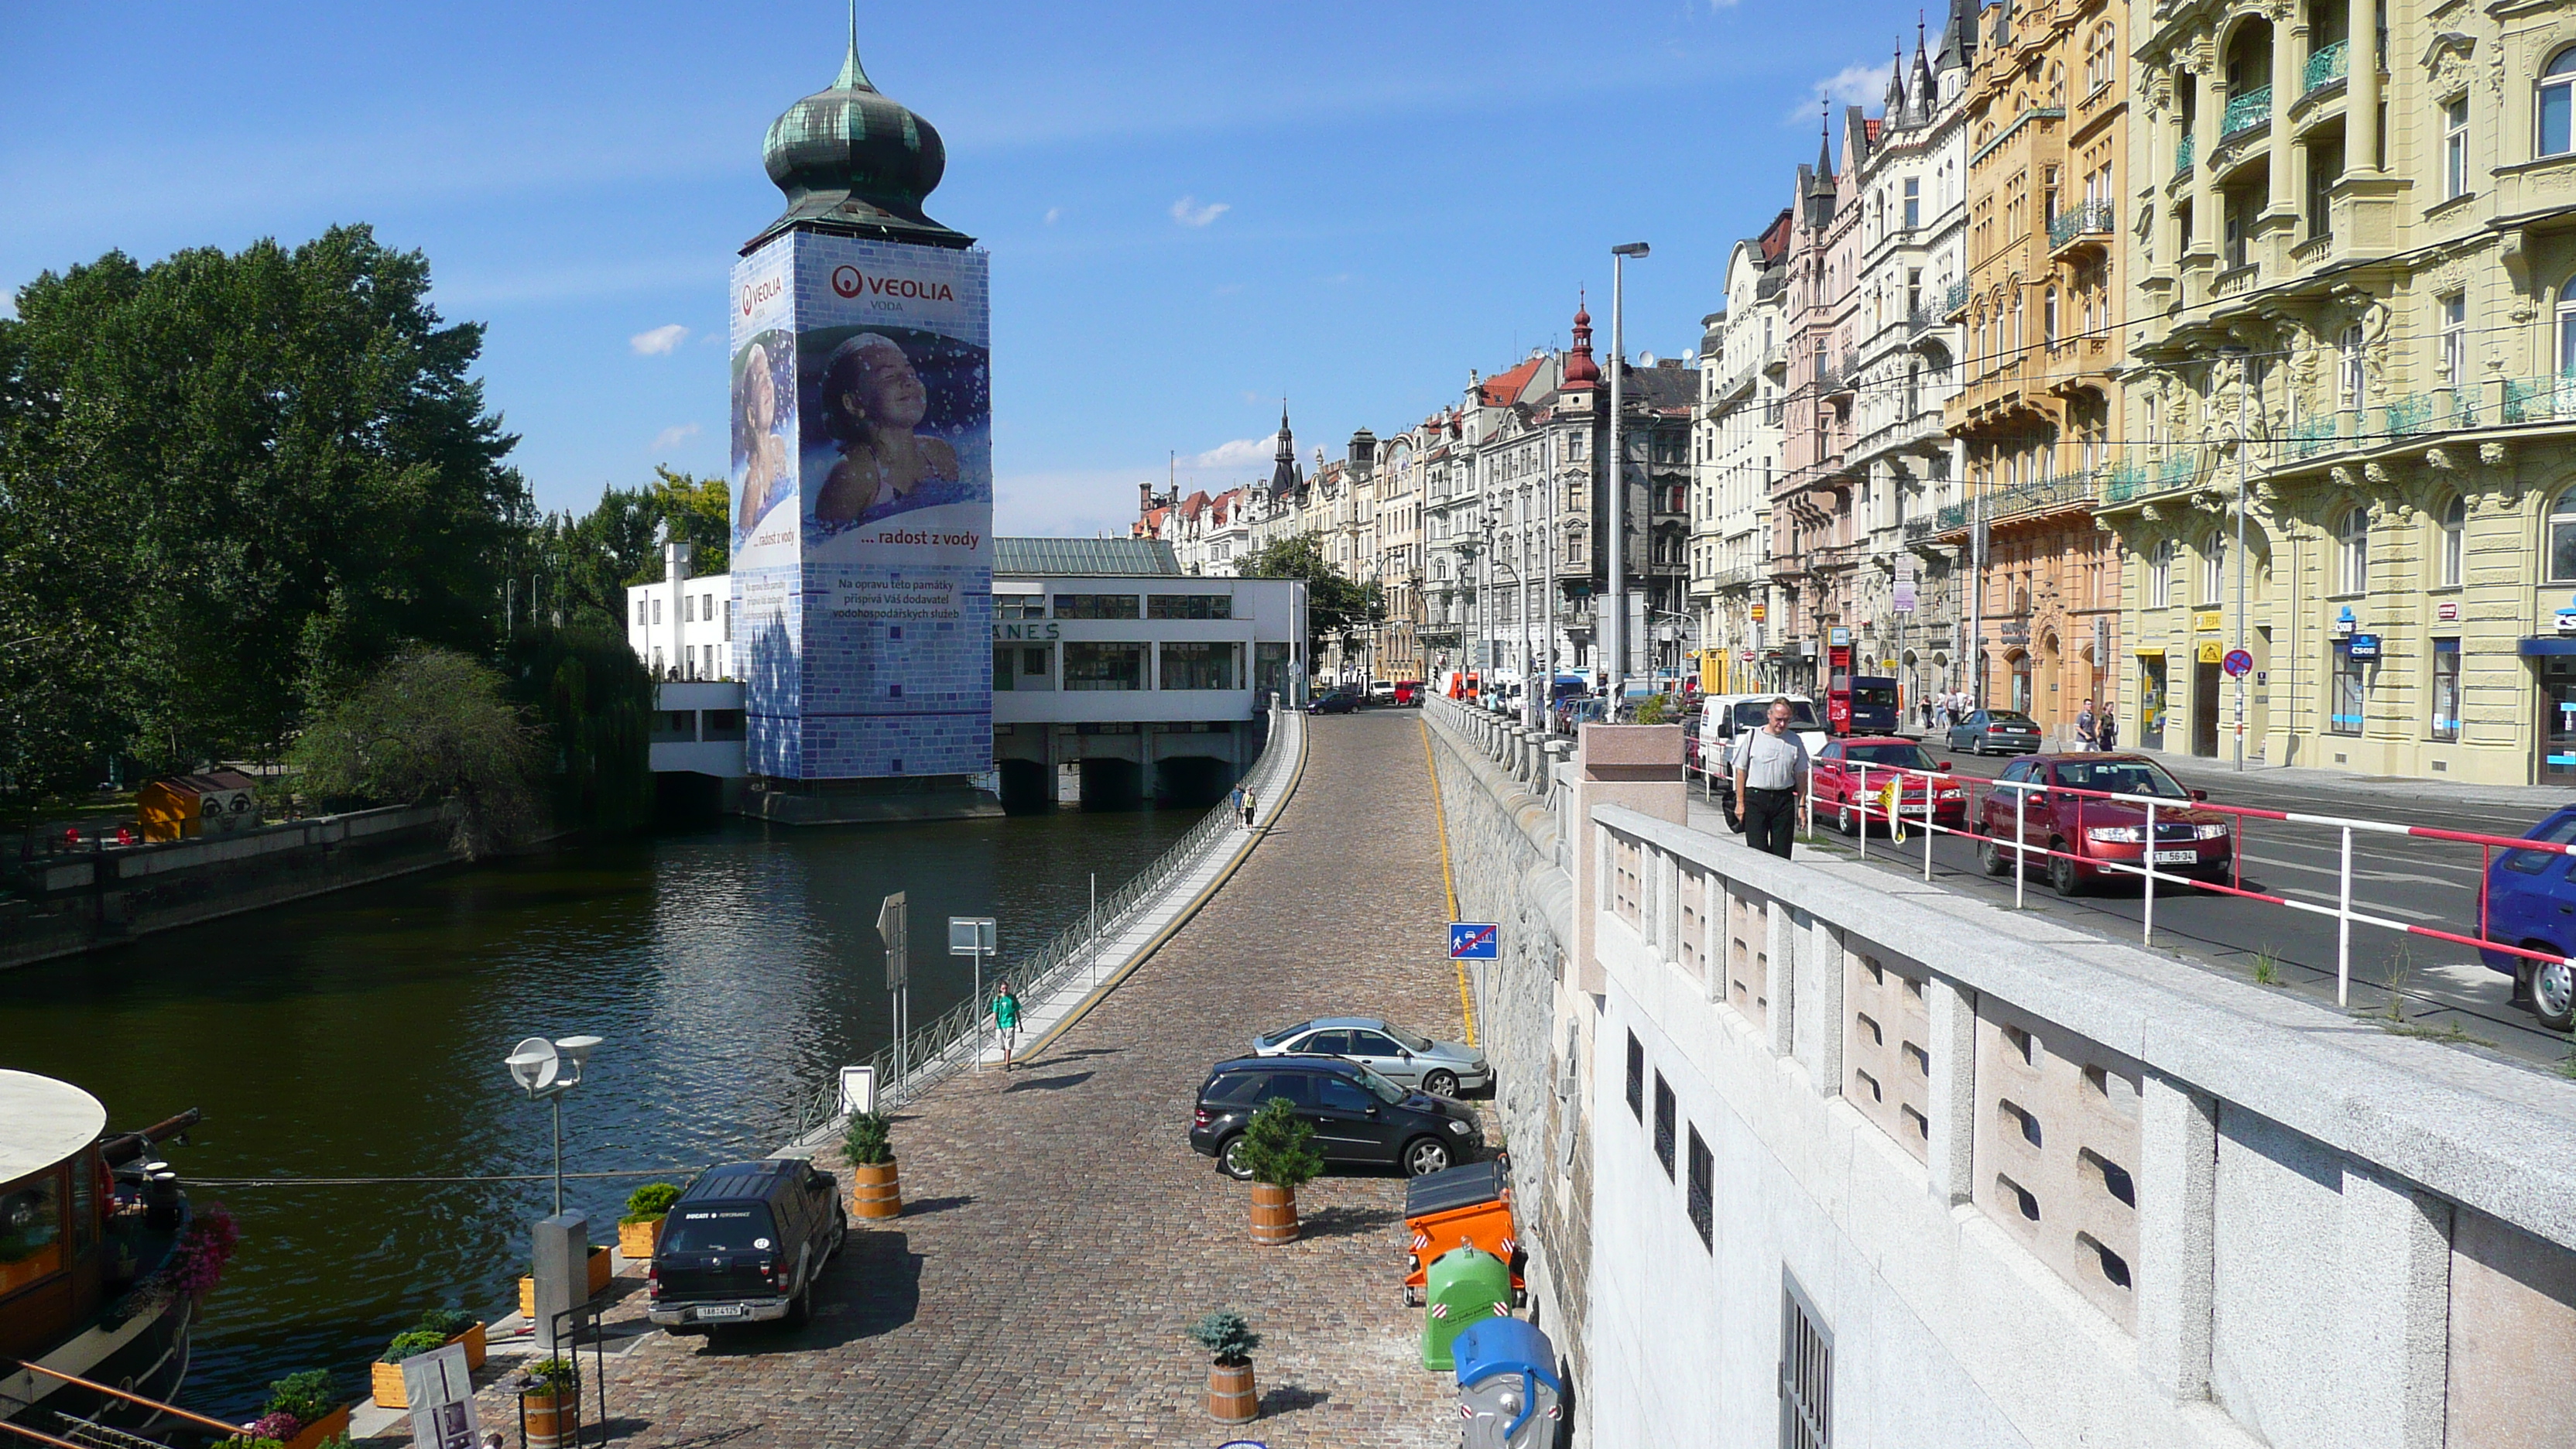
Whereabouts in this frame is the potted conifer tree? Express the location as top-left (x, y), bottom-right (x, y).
top-left (845, 1111), bottom-right (901, 1220)
top-left (1187, 1310), bottom-right (1261, 1424)
top-left (1236, 1098), bottom-right (1321, 1245)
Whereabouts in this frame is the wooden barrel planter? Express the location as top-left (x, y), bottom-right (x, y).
top-left (1206, 1363), bottom-right (1257, 1423)
top-left (851, 1161), bottom-right (903, 1220)
top-left (522, 1389), bottom-right (574, 1449)
top-left (1249, 1184), bottom-right (1299, 1246)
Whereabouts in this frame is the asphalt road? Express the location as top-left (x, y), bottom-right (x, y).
top-left (1685, 747), bottom-right (2576, 1071)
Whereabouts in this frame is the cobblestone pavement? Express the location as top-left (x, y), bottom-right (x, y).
top-left (468, 711), bottom-right (1475, 1447)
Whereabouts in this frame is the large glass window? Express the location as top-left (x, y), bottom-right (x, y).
top-left (2442, 293), bottom-right (2467, 389)
top-left (1157, 642), bottom-right (1240, 690)
top-left (1052, 594), bottom-right (1140, 620)
top-left (2336, 508), bottom-right (2369, 594)
top-left (2338, 325), bottom-right (2366, 409)
top-left (2444, 98), bottom-right (2470, 198)
top-left (2440, 496), bottom-right (2465, 587)
top-left (2201, 534), bottom-right (2226, 605)
top-left (2540, 47), bottom-right (2574, 157)
top-left (0, 1175), bottom-right (63, 1297)
top-left (2559, 276), bottom-right (2576, 375)
top-left (2550, 491), bottom-right (2576, 581)
top-left (1146, 594), bottom-right (1234, 620)
top-left (2430, 638), bottom-right (2461, 742)
top-left (2149, 540), bottom-right (2175, 608)
top-left (1062, 642), bottom-right (1145, 690)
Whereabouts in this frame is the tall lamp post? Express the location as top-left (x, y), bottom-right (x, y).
top-left (505, 1034), bottom-right (602, 1218)
top-left (2218, 344), bottom-right (2256, 772)
top-left (1608, 242), bottom-right (1651, 712)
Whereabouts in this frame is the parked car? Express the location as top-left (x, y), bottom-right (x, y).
top-left (1971, 754), bottom-right (2231, 896)
top-left (1392, 680), bottom-right (1424, 707)
top-left (1307, 690), bottom-right (1360, 714)
top-left (1190, 1055), bottom-right (1484, 1179)
top-left (1695, 694), bottom-right (1830, 779)
top-left (2476, 806), bottom-right (2576, 1031)
top-left (1811, 738), bottom-right (1968, 834)
top-left (1368, 679), bottom-right (1397, 704)
top-left (1945, 708), bottom-right (2045, 755)
top-left (1250, 1016), bottom-right (1492, 1096)
top-left (646, 1156), bottom-right (845, 1333)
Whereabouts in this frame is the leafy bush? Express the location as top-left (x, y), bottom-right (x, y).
top-left (1235, 1098), bottom-right (1322, 1190)
top-left (211, 1437), bottom-right (284, 1449)
top-left (844, 1112), bottom-right (894, 1166)
top-left (412, 1306), bottom-right (479, 1340)
top-left (1634, 693), bottom-right (1671, 724)
top-left (262, 1369), bottom-right (337, 1427)
top-left (522, 1357), bottom-right (579, 1396)
top-left (248, 1415), bottom-right (300, 1441)
top-left (622, 1183), bottom-right (680, 1224)
top-left (286, 646), bottom-right (542, 855)
top-left (379, 1331), bottom-right (447, 1365)
top-left (1186, 1310), bottom-right (1261, 1367)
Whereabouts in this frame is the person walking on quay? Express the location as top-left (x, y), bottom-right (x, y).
top-left (2075, 698), bottom-right (2098, 752)
top-left (990, 979), bottom-right (1023, 1070)
top-left (1238, 785), bottom-right (1259, 830)
top-left (2098, 702), bottom-right (2119, 752)
top-left (1733, 696), bottom-right (1811, 861)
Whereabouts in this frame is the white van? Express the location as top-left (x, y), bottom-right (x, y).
top-left (1694, 694), bottom-right (1829, 784)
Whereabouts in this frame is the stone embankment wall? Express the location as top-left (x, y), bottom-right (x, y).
top-left (1, 802), bottom-right (468, 969)
top-left (1418, 702), bottom-right (1590, 1394)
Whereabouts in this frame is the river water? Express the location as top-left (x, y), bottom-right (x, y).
top-left (0, 806), bottom-right (1201, 1417)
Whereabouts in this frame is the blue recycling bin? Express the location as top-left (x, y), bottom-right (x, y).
top-left (1452, 1317), bottom-right (1564, 1447)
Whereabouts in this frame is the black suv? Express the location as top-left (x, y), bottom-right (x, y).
top-left (1189, 1055), bottom-right (1483, 1179)
top-left (646, 1157), bottom-right (844, 1334)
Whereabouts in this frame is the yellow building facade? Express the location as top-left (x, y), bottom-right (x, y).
top-left (2105, 0), bottom-right (2576, 783)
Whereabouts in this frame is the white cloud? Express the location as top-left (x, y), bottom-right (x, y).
top-left (1790, 60), bottom-right (1893, 123)
top-left (650, 422), bottom-right (701, 450)
top-left (1169, 195), bottom-right (1231, 228)
top-left (629, 323), bottom-right (690, 356)
top-left (1184, 436), bottom-right (1275, 471)
top-left (1043, 206), bottom-right (1063, 225)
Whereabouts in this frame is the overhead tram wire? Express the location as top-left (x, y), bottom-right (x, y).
top-left (186, 1166), bottom-right (722, 1188)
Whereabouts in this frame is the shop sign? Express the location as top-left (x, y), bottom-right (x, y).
top-left (2197, 641), bottom-right (2225, 663)
top-left (2437, 600), bottom-right (2459, 622)
top-left (2348, 633), bottom-right (2382, 660)
top-left (2193, 610), bottom-right (2223, 632)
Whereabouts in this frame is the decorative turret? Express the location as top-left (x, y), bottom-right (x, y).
top-left (1269, 404), bottom-right (1302, 495)
top-left (1564, 295), bottom-right (1601, 389)
top-left (1883, 41), bottom-right (1908, 121)
top-left (748, 5), bottom-right (969, 252)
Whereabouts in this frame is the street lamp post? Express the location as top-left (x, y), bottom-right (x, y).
top-left (504, 1034), bottom-right (602, 1219)
top-left (1608, 241), bottom-right (1651, 712)
top-left (2219, 345), bottom-right (2256, 772)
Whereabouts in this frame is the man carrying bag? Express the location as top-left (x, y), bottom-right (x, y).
top-left (1733, 697), bottom-right (1811, 860)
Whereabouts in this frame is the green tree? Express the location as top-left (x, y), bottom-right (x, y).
top-left (286, 646), bottom-right (541, 855)
top-left (1237, 533), bottom-right (1386, 667)
top-left (647, 466), bottom-right (730, 578)
top-left (0, 226), bottom-right (525, 789)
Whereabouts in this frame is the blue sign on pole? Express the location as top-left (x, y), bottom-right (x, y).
top-left (1448, 923), bottom-right (1499, 960)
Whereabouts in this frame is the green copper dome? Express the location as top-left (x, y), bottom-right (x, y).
top-left (749, 12), bottom-right (970, 252)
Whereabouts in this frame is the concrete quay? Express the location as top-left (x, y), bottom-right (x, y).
top-left (383, 711), bottom-right (1485, 1447)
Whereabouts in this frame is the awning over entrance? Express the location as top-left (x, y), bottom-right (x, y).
top-left (2517, 638), bottom-right (2576, 656)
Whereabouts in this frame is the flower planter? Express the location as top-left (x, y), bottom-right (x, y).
top-left (1206, 1363), bottom-right (1257, 1423)
top-left (370, 1324), bottom-right (487, 1409)
top-left (517, 1246), bottom-right (614, 1319)
top-left (522, 1389), bottom-right (574, 1449)
top-left (615, 1216), bottom-right (663, 1261)
top-left (850, 1160), bottom-right (902, 1220)
top-left (1249, 1183), bottom-right (1299, 1245)
top-left (279, 1402), bottom-right (352, 1449)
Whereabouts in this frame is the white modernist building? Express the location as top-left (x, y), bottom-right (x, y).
top-left (628, 537), bottom-right (1306, 811)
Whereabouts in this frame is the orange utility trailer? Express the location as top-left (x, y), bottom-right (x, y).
top-left (1401, 1157), bottom-right (1525, 1308)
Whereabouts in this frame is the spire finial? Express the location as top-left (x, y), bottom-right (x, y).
top-left (837, 0), bottom-right (875, 91)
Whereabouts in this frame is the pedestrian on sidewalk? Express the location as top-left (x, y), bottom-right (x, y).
top-left (990, 979), bottom-right (1022, 1070)
top-left (1239, 786), bottom-right (1259, 829)
top-left (1230, 783), bottom-right (1247, 827)
top-left (2075, 698), bottom-right (2098, 752)
top-left (1733, 696), bottom-right (1811, 861)
top-left (2098, 703), bottom-right (2119, 752)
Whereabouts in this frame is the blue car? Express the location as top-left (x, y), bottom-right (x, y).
top-left (2477, 806), bottom-right (2576, 1032)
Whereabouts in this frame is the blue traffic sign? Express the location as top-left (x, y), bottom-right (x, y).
top-left (1448, 923), bottom-right (1499, 960)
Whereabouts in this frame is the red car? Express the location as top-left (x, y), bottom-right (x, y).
top-left (1812, 738), bottom-right (1968, 835)
top-left (1971, 753), bottom-right (2232, 895)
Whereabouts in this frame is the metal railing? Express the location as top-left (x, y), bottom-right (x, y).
top-left (2505, 375), bottom-right (2576, 425)
top-left (2047, 200), bottom-right (2115, 249)
top-left (2289, 415), bottom-right (2340, 458)
top-left (1944, 279), bottom-right (1971, 316)
top-left (2175, 132), bottom-right (2197, 176)
top-left (1827, 757), bottom-right (2576, 1009)
top-left (2304, 39), bottom-right (2348, 94)
top-left (772, 705), bottom-right (1304, 1141)
top-left (2221, 86), bottom-right (2272, 138)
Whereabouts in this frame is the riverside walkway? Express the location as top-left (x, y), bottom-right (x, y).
top-left (464, 711), bottom-right (1471, 1447)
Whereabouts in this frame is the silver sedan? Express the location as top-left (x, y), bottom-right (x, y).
top-left (1251, 1016), bottom-right (1491, 1096)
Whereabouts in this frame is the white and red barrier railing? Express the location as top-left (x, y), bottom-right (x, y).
top-left (1828, 760), bottom-right (2575, 1009)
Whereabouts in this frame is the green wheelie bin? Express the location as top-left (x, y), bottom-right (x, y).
top-left (1421, 1245), bottom-right (1514, 1371)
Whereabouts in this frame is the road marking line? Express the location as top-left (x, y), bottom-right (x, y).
top-left (2277, 886), bottom-right (2444, 921)
top-left (2243, 855), bottom-right (2470, 890)
top-left (1420, 719), bottom-right (1477, 1049)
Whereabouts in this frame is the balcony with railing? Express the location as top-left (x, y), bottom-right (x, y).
top-left (2288, 414), bottom-right (2339, 458)
top-left (2506, 376), bottom-right (2576, 425)
top-left (2303, 40), bottom-right (2348, 94)
top-left (2175, 132), bottom-right (2196, 177)
top-left (2221, 86), bottom-right (2272, 139)
top-left (1944, 279), bottom-right (1971, 318)
top-left (2104, 458), bottom-right (2147, 503)
top-left (2047, 200), bottom-right (2115, 254)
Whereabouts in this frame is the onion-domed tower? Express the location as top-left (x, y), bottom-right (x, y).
top-left (747, 9), bottom-right (972, 252)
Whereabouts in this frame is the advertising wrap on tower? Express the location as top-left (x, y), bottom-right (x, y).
top-left (732, 233), bottom-right (994, 781)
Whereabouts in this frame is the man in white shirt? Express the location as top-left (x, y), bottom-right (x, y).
top-left (1732, 697), bottom-right (1812, 860)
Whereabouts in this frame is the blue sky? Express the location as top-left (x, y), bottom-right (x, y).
top-left (1, 2), bottom-right (1909, 536)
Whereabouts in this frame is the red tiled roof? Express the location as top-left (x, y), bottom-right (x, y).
top-left (1479, 356), bottom-right (1546, 406)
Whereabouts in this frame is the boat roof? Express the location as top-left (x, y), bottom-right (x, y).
top-left (0, 1070), bottom-right (107, 1184)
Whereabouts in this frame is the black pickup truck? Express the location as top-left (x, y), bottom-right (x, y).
top-left (645, 1157), bottom-right (844, 1334)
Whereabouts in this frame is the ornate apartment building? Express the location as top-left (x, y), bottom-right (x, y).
top-left (1691, 216), bottom-right (1791, 695)
top-left (2105, 0), bottom-right (2576, 783)
top-left (1943, 0), bottom-right (2132, 745)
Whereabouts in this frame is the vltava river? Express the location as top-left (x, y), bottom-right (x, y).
top-left (0, 807), bottom-right (1200, 1416)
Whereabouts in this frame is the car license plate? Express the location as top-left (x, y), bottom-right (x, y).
top-left (2152, 849), bottom-right (2197, 865)
top-left (694, 1305), bottom-right (746, 1321)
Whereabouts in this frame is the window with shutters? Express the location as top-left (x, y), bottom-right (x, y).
top-left (1653, 1073), bottom-right (1677, 1178)
top-left (1625, 1032), bottom-right (1645, 1121)
top-left (1687, 1127), bottom-right (1714, 1249)
top-left (1780, 1276), bottom-right (1833, 1448)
